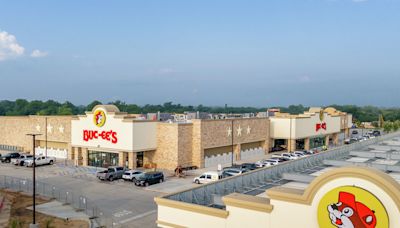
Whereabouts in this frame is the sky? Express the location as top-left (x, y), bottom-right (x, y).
top-left (1, 0), bottom-right (400, 107)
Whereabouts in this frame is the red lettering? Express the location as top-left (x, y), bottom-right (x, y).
top-left (111, 132), bottom-right (118, 144)
top-left (82, 130), bottom-right (118, 144)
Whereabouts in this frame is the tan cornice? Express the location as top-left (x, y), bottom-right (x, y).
top-left (157, 220), bottom-right (187, 228)
top-left (222, 193), bottom-right (273, 213)
top-left (266, 166), bottom-right (400, 210)
top-left (154, 197), bottom-right (229, 219)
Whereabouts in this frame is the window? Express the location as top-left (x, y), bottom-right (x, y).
top-left (206, 175), bottom-right (212, 179)
top-left (200, 175), bottom-right (205, 179)
top-left (116, 167), bottom-right (124, 171)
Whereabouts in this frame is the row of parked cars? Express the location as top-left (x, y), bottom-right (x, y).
top-left (0, 152), bottom-right (56, 167)
top-left (193, 150), bottom-right (318, 184)
top-left (345, 130), bottom-right (380, 144)
top-left (96, 166), bottom-right (165, 187)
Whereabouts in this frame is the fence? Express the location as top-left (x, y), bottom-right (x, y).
top-left (0, 175), bottom-right (117, 228)
top-left (165, 131), bottom-right (400, 207)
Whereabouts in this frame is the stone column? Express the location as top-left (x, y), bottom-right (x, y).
top-left (128, 152), bottom-right (137, 169)
top-left (325, 135), bottom-right (330, 147)
top-left (74, 147), bottom-right (81, 166)
top-left (261, 140), bottom-right (270, 155)
top-left (304, 138), bottom-right (310, 150)
top-left (333, 133), bottom-right (339, 145)
top-left (68, 145), bottom-right (74, 160)
top-left (81, 148), bottom-right (88, 166)
top-left (234, 144), bottom-right (241, 161)
top-left (288, 139), bottom-right (296, 152)
top-left (118, 152), bottom-right (127, 167)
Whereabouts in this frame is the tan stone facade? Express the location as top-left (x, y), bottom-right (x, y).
top-left (0, 116), bottom-right (72, 154)
top-left (153, 118), bottom-right (270, 170)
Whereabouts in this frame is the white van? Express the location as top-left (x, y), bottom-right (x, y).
top-left (193, 171), bottom-right (222, 184)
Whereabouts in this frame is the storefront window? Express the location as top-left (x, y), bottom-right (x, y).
top-left (310, 136), bottom-right (325, 149)
top-left (88, 150), bottom-right (119, 168)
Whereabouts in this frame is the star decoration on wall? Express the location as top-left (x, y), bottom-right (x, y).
top-left (237, 125), bottom-right (242, 136)
top-left (47, 124), bottom-right (53, 133)
top-left (35, 125), bottom-right (41, 132)
top-left (59, 125), bottom-right (64, 133)
top-left (246, 126), bottom-right (251, 135)
top-left (227, 127), bottom-right (232, 137)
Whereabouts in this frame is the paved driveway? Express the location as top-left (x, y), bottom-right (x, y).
top-left (0, 163), bottom-right (160, 228)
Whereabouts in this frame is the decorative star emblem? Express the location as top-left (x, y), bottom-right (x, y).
top-left (59, 125), bottom-right (64, 133)
top-left (227, 127), bottom-right (232, 137)
top-left (36, 125), bottom-right (41, 132)
top-left (237, 125), bottom-right (242, 136)
top-left (246, 126), bottom-right (251, 135)
top-left (47, 124), bottom-right (53, 133)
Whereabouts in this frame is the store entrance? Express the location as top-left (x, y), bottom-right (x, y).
top-left (137, 152), bottom-right (144, 168)
top-left (88, 150), bottom-right (119, 168)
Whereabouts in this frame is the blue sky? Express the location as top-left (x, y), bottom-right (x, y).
top-left (1, 0), bottom-right (400, 107)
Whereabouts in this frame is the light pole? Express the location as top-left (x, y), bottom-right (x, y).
top-left (26, 133), bottom-right (42, 228)
top-left (231, 118), bottom-right (234, 166)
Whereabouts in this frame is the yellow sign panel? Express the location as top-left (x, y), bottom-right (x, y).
top-left (93, 109), bottom-right (106, 127)
top-left (318, 186), bottom-right (388, 228)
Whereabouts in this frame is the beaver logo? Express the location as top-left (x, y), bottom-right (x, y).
top-left (327, 192), bottom-right (376, 228)
top-left (93, 110), bottom-right (106, 127)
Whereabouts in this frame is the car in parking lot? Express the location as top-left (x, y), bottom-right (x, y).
top-left (96, 166), bottom-right (126, 181)
top-left (280, 153), bottom-right (298, 160)
top-left (25, 156), bottom-right (56, 167)
top-left (270, 146), bottom-right (285, 152)
top-left (222, 167), bottom-right (248, 176)
top-left (231, 163), bottom-right (258, 171)
top-left (134, 171), bottom-right (164, 187)
top-left (1, 152), bottom-right (21, 163)
top-left (352, 130), bottom-right (358, 135)
top-left (372, 130), bottom-right (381, 137)
top-left (293, 151), bottom-right (307, 157)
top-left (11, 154), bottom-right (33, 166)
top-left (193, 171), bottom-right (223, 184)
top-left (122, 170), bottom-right (144, 182)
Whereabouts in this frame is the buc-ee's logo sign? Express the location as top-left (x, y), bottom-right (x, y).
top-left (318, 186), bottom-right (388, 228)
top-left (82, 109), bottom-right (118, 144)
top-left (316, 110), bottom-right (327, 132)
top-left (93, 109), bottom-right (106, 127)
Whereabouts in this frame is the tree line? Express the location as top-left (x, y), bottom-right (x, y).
top-left (1, 99), bottom-right (400, 123)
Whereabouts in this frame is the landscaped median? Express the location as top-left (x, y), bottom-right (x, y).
top-left (0, 189), bottom-right (89, 228)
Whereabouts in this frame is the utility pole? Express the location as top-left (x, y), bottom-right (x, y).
top-left (26, 133), bottom-right (42, 228)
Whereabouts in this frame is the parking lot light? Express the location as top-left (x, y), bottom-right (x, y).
top-left (26, 133), bottom-right (42, 228)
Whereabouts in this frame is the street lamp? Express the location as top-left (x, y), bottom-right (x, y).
top-left (26, 133), bottom-right (42, 228)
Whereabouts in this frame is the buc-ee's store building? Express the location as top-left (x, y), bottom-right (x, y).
top-left (0, 105), bottom-right (352, 170)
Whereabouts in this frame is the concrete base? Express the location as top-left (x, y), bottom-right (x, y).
top-left (29, 224), bottom-right (39, 228)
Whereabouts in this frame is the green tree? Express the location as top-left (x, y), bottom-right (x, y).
top-left (86, 100), bottom-right (102, 111)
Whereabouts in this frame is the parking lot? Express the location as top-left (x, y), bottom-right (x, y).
top-left (0, 133), bottom-right (378, 227)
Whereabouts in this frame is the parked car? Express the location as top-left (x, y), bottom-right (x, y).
top-left (263, 159), bottom-right (279, 166)
top-left (270, 146), bottom-right (285, 152)
top-left (122, 170), bottom-right (144, 181)
top-left (193, 171), bottom-right (223, 184)
top-left (352, 130), bottom-right (358, 135)
top-left (372, 130), bottom-right (381, 137)
top-left (280, 153), bottom-right (298, 160)
top-left (302, 150), bottom-right (315, 155)
top-left (1, 152), bottom-right (21, 163)
top-left (96, 166), bottom-right (126, 181)
top-left (293, 151), bottom-right (307, 157)
top-left (25, 156), bottom-right (56, 167)
top-left (222, 168), bottom-right (247, 176)
top-left (135, 171), bottom-right (164, 186)
top-left (11, 154), bottom-right (33, 166)
top-left (271, 155), bottom-right (291, 162)
top-left (235, 163), bottom-right (258, 171)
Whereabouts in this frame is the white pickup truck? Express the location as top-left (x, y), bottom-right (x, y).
top-left (25, 156), bottom-right (56, 167)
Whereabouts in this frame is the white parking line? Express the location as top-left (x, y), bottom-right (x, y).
top-left (117, 210), bottom-right (157, 224)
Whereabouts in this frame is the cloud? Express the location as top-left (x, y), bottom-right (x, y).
top-left (30, 49), bottom-right (48, 58)
top-left (299, 75), bottom-right (311, 82)
top-left (352, 0), bottom-right (367, 2)
top-left (0, 30), bottom-right (25, 61)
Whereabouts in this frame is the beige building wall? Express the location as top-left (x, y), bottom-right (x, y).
top-left (0, 116), bottom-right (72, 154)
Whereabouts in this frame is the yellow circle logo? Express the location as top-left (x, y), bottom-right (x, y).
top-left (93, 110), bottom-right (106, 127)
top-left (317, 186), bottom-right (388, 228)
top-left (320, 110), bottom-right (325, 121)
